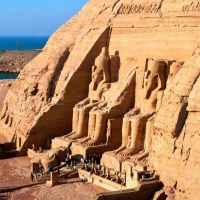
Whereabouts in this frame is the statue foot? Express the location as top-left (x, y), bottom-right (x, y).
top-left (119, 148), bottom-right (136, 157)
top-left (113, 146), bottom-right (126, 154)
top-left (82, 139), bottom-right (100, 147)
top-left (69, 133), bottom-right (84, 140)
top-left (135, 151), bottom-right (149, 161)
top-left (79, 137), bottom-right (91, 144)
top-left (63, 132), bottom-right (76, 138)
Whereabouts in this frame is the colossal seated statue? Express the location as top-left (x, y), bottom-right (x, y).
top-left (79, 70), bottom-right (136, 146)
top-left (113, 59), bottom-right (167, 160)
top-left (64, 47), bottom-right (111, 140)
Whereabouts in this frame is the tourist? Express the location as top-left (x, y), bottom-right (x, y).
top-left (47, 165), bottom-right (51, 174)
top-left (151, 170), bottom-right (155, 177)
top-left (39, 168), bottom-right (43, 179)
top-left (31, 172), bottom-right (34, 182)
top-left (98, 154), bottom-right (102, 164)
top-left (39, 171), bottom-right (43, 179)
top-left (91, 154), bottom-right (95, 163)
top-left (81, 157), bottom-right (84, 164)
top-left (65, 173), bottom-right (68, 180)
top-left (73, 161), bottom-right (77, 168)
top-left (82, 175), bottom-right (86, 183)
top-left (88, 154), bottom-right (92, 163)
top-left (85, 159), bottom-right (88, 164)
top-left (47, 165), bottom-right (53, 175)
top-left (94, 154), bottom-right (98, 164)
top-left (65, 154), bottom-right (70, 168)
top-left (33, 171), bottom-right (37, 182)
top-left (50, 166), bottom-right (53, 172)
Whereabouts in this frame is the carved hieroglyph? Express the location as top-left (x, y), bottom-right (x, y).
top-left (117, 3), bottom-right (161, 15)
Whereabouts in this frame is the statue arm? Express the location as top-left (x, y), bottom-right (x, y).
top-left (100, 83), bottom-right (111, 92)
top-left (75, 97), bottom-right (90, 108)
top-left (108, 102), bottom-right (122, 112)
top-left (97, 101), bottom-right (107, 108)
top-left (91, 101), bottom-right (107, 112)
top-left (156, 91), bottom-right (164, 111)
top-left (124, 107), bottom-right (140, 117)
top-left (108, 91), bottom-right (130, 112)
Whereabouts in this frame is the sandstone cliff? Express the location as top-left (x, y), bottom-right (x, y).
top-left (1, 0), bottom-right (200, 199)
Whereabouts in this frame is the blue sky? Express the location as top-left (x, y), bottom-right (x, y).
top-left (0, 0), bottom-right (88, 36)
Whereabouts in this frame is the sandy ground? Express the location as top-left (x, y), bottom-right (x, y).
top-left (11, 178), bottom-right (108, 200)
top-left (0, 157), bottom-right (109, 200)
top-left (0, 157), bottom-right (31, 183)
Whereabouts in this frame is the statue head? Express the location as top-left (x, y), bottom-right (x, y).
top-left (143, 59), bottom-right (166, 99)
top-left (91, 47), bottom-right (110, 87)
top-left (167, 61), bottom-right (183, 83)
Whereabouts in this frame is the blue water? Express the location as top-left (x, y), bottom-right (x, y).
top-left (0, 36), bottom-right (49, 51)
top-left (0, 36), bottom-right (49, 79)
top-left (0, 72), bottom-right (19, 79)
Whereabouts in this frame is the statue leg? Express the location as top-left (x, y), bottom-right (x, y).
top-left (73, 107), bottom-right (79, 132)
top-left (70, 105), bottom-right (94, 140)
top-left (113, 117), bottom-right (131, 154)
top-left (135, 115), bottom-right (155, 161)
top-left (86, 112), bottom-right (108, 146)
top-left (64, 106), bottom-right (79, 137)
top-left (119, 115), bottom-right (147, 156)
top-left (80, 110), bottom-right (96, 144)
top-left (88, 111), bottom-right (96, 138)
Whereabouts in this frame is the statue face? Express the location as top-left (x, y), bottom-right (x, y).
top-left (168, 62), bottom-right (183, 80)
top-left (143, 60), bottom-right (166, 98)
top-left (90, 68), bottom-right (104, 90)
top-left (92, 69), bottom-right (103, 84)
top-left (145, 74), bottom-right (158, 91)
top-left (143, 72), bottom-right (158, 98)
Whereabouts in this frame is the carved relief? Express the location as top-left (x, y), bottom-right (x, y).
top-left (182, 1), bottom-right (200, 12)
top-left (167, 61), bottom-right (183, 85)
top-left (112, 27), bottom-right (198, 37)
top-left (117, 3), bottom-right (161, 15)
top-left (165, 0), bottom-right (200, 13)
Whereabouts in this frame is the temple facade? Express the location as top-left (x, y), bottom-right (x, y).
top-left (1, 0), bottom-right (200, 199)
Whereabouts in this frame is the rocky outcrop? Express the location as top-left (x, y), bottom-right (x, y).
top-left (0, 80), bottom-right (13, 112)
top-left (150, 48), bottom-right (200, 200)
top-left (0, 50), bottom-right (40, 73)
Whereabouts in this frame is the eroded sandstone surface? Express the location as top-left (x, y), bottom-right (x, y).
top-left (1, 0), bottom-right (200, 199)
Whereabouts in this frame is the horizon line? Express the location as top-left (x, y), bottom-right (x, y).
top-left (0, 35), bottom-right (50, 37)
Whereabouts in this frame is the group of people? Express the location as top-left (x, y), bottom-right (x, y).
top-left (84, 154), bottom-right (102, 164)
top-left (47, 165), bottom-right (54, 174)
top-left (30, 153), bottom-right (102, 183)
top-left (31, 167), bottom-right (44, 182)
top-left (65, 155), bottom-right (71, 168)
